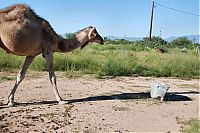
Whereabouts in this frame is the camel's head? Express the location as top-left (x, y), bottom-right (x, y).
top-left (87, 26), bottom-right (104, 45)
top-left (80, 26), bottom-right (104, 49)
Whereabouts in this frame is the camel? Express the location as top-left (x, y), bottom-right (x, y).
top-left (0, 4), bottom-right (104, 106)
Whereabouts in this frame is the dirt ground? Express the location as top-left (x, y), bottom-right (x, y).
top-left (0, 72), bottom-right (199, 132)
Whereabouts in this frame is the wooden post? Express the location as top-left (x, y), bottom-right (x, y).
top-left (149, 0), bottom-right (155, 41)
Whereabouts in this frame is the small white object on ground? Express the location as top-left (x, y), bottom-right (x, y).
top-left (150, 82), bottom-right (170, 101)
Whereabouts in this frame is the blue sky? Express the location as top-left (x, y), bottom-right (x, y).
top-left (0, 0), bottom-right (199, 38)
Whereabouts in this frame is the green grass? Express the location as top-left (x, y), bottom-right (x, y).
top-left (0, 44), bottom-right (199, 78)
top-left (0, 76), bottom-right (15, 81)
top-left (184, 119), bottom-right (200, 133)
top-left (0, 52), bottom-right (23, 71)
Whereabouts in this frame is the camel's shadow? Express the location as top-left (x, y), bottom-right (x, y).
top-left (0, 91), bottom-right (198, 108)
top-left (67, 91), bottom-right (198, 103)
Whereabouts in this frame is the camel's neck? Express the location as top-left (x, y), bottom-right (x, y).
top-left (55, 33), bottom-right (89, 53)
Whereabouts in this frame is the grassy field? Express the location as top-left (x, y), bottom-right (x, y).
top-left (0, 44), bottom-right (199, 78)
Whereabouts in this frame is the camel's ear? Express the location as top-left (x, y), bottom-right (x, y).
top-left (88, 27), bottom-right (96, 39)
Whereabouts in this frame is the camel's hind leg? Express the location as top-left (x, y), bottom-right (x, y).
top-left (7, 56), bottom-right (35, 106)
top-left (44, 51), bottom-right (66, 104)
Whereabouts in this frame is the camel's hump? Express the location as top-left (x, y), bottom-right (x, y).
top-left (0, 4), bottom-right (58, 42)
top-left (0, 4), bottom-right (42, 22)
top-left (0, 4), bottom-right (32, 13)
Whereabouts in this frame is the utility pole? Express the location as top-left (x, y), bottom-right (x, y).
top-left (149, 0), bottom-right (155, 41)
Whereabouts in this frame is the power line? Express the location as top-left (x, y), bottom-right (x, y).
top-left (155, 3), bottom-right (200, 17)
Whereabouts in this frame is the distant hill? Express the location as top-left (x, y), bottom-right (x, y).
top-left (165, 35), bottom-right (200, 43)
top-left (106, 35), bottom-right (142, 41)
top-left (106, 35), bottom-right (200, 44)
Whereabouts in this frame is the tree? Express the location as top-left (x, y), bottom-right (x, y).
top-left (171, 37), bottom-right (192, 47)
top-left (64, 33), bottom-right (76, 39)
top-left (142, 36), bottom-right (168, 47)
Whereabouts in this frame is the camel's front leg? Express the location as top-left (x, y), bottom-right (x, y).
top-left (44, 51), bottom-right (66, 104)
top-left (7, 56), bottom-right (35, 107)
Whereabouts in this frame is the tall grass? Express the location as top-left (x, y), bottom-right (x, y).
top-left (0, 44), bottom-right (199, 78)
top-left (0, 52), bottom-right (23, 70)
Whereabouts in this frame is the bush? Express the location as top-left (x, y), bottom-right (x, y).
top-left (170, 37), bottom-right (193, 48)
top-left (30, 55), bottom-right (47, 71)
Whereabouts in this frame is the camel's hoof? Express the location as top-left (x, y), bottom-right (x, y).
top-left (160, 97), bottom-right (164, 101)
top-left (58, 101), bottom-right (68, 105)
top-left (7, 102), bottom-right (16, 107)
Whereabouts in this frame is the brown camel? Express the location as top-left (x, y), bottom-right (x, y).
top-left (0, 4), bottom-right (104, 106)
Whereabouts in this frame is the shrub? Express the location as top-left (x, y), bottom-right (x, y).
top-left (170, 37), bottom-right (193, 48)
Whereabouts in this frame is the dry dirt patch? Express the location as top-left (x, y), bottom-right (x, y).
top-left (0, 72), bottom-right (199, 132)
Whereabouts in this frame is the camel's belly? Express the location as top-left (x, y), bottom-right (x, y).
top-left (4, 45), bottom-right (42, 56)
top-left (1, 35), bottom-right (43, 56)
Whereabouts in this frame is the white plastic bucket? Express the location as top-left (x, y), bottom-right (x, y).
top-left (150, 82), bottom-right (170, 101)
